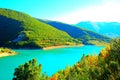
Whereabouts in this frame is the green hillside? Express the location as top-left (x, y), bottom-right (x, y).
top-left (0, 8), bottom-right (76, 48)
top-left (38, 19), bottom-right (111, 45)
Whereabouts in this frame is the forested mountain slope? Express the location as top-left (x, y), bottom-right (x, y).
top-left (0, 8), bottom-right (75, 48)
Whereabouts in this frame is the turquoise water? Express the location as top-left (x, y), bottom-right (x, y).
top-left (0, 45), bottom-right (105, 80)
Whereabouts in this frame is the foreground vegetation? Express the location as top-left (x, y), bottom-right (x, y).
top-left (13, 59), bottom-right (48, 80)
top-left (13, 39), bottom-right (120, 80)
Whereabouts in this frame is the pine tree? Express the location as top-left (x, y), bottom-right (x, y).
top-left (13, 59), bottom-right (42, 80)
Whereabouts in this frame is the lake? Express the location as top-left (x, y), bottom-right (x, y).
top-left (0, 45), bottom-right (105, 80)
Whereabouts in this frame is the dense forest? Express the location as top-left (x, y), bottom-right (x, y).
top-left (13, 38), bottom-right (120, 80)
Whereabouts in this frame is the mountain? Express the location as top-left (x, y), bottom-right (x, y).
top-left (76, 21), bottom-right (120, 38)
top-left (38, 19), bottom-right (110, 45)
top-left (0, 8), bottom-right (76, 48)
top-left (0, 8), bottom-right (111, 48)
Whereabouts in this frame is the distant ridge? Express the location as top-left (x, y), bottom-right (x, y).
top-left (76, 21), bottom-right (120, 38)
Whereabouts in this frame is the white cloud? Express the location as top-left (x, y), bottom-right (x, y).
top-left (53, 1), bottom-right (120, 24)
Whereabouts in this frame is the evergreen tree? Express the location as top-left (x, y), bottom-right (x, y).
top-left (13, 59), bottom-right (47, 80)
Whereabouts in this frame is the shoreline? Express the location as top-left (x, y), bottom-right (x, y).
top-left (0, 53), bottom-right (17, 58)
top-left (0, 44), bottom-right (105, 57)
top-left (0, 44), bottom-right (84, 57)
top-left (43, 44), bottom-right (84, 50)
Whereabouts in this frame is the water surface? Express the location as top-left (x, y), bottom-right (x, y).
top-left (0, 45), bottom-right (105, 80)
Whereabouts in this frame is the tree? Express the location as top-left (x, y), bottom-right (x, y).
top-left (13, 59), bottom-right (42, 80)
top-left (107, 39), bottom-right (120, 63)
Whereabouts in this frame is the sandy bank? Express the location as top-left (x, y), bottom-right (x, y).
top-left (0, 53), bottom-right (16, 58)
top-left (43, 44), bottom-right (84, 50)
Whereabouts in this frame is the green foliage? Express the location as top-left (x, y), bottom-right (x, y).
top-left (106, 39), bottom-right (120, 63)
top-left (0, 8), bottom-right (75, 48)
top-left (13, 59), bottom-right (49, 80)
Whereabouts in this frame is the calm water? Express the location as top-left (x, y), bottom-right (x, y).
top-left (0, 45), bottom-right (105, 80)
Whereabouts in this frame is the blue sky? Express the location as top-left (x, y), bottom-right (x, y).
top-left (0, 0), bottom-right (120, 23)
